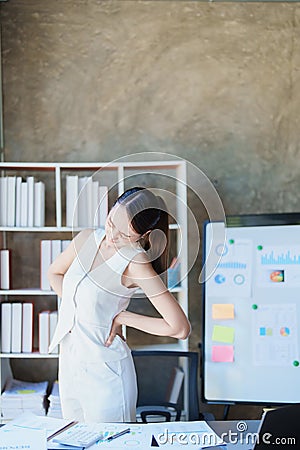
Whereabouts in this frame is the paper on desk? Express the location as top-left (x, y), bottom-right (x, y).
top-left (86, 422), bottom-right (152, 448)
top-left (0, 428), bottom-right (46, 450)
top-left (151, 420), bottom-right (224, 449)
top-left (2, 411), bottom-right (74, 439)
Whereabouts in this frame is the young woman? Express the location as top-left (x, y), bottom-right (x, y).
top-left (48, 187), bottom-right (191, 423)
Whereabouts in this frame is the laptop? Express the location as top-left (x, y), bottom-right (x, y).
top-left (253, 404), bottom-right (300, 449)
top-left (208, 404), bottom-right (300, 450)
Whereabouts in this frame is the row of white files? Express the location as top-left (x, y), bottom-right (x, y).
top-left (40, 240), bottom-right (71, 291)
top-left (66, 175), bottom-right (108, 227)
top-left (0, 240), bottom-right (70, 291)
top-left (0, 176), bottom-right (45, 227)
top-left (0, 175), bottom-right (109, 228)
top-left (39, 310), bottom-right (58, 354)
top-left (0, 302), bottom-right (58, 354)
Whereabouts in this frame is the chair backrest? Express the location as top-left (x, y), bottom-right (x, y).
top-left (132, 350), bottom-right (200, 421)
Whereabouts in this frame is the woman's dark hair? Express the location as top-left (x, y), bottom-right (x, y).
top-left (114, 187), bottom-right (169, 278)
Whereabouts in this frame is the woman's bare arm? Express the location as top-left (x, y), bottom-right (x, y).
top-left (106, 255), bottom-right (191, 346)
top-left (47, 229), bottom-right (93, 297)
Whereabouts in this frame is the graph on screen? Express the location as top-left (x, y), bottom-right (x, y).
top-left (202, 213), bottom-right (300, 405)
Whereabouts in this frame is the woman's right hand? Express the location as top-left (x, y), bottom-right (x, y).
top-left (105, 313), bottom-right (126, 347)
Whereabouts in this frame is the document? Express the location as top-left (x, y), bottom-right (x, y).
top-left (0, 428), bottom-right (46, 450)
top-left (49, 422), bottom-right (152, 449)
top-left (2, 411), bottom-right (74, 439)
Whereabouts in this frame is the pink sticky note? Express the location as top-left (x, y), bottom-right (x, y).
top-left (212, 345), bottom-right (234, 362)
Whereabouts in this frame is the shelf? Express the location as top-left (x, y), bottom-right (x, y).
top-left (0, 227), bottom-right (79, 232)
top-left (0, 289), bottom-right (56, 296)
top-left (0, 160), bottom-right (189, 418)
top-left (0, 352), bottom-right (58, 358)
top-left (0, 161), bottom-right (183, 170)
top-left (0, 225), bottom-right (179, 232)
top-left (0, 286), bottom-right (183, 299)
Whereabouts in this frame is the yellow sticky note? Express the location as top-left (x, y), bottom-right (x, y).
top-left (212, 325), bottom-right (235, 344)
top-left (212, 304), bottom-right (234, 320)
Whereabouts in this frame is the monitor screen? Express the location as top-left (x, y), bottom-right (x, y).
top-left (202, 213), bottom-right (300, 404)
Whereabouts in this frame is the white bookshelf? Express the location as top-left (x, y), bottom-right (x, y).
top-left (0, 160), bottom-right (189, 420)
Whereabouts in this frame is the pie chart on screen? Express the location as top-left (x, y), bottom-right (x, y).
top-left (280, 327), bottom-right (290, 337)
top-left (270, 270), bottom-right (284, 282)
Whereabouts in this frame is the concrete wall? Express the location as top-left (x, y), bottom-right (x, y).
top-left (1, 0), bottom-right (300, 419)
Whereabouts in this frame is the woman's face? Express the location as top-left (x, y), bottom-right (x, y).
top-left (105, 204), bottom-right (141, 248)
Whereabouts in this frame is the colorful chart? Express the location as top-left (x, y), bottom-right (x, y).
top-left (270, 270), bottom-right (284, 283)
top-left (261, 250), bottom-right (300, 265)
top-left (214, 274), bottom-right (226, 284)
top-left (280, 327), bottom-right (290, 337)
top-left (259, 327), bottom-right (273, 336)
top-left (218, 262), bottom-right (247, 269)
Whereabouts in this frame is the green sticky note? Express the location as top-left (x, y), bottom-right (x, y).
top-left (212, 325), bottom-right (235, 344)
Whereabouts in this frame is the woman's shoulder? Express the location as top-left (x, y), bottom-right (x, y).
top-left (74, 228), bottom-right (95, 241)
top-left (127, 251), bottom-right (156, 276)
top-left (72, 228), bottom-right (95, 252)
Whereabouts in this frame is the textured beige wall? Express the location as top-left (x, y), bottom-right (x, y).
top-left (1, 0), bottom-right (300, 419)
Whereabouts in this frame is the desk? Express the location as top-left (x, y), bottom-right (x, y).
top-left (1, 419), bottom-right (261, 449)
top-left (208, 420), bottom-right (260, 450)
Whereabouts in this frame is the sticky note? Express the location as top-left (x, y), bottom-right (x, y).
top-left (212, 304), bottom-right (234, 320)
top-left (212, 325), bottom-right (235, 343)
top-left (212, 345), bottom-right (234, 362)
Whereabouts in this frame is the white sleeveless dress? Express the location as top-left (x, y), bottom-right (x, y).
top-left (49, 228), bottom-right (143, 422)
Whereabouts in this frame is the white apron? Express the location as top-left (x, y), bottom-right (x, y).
top-left (49, 228), bottom-right (142, 422)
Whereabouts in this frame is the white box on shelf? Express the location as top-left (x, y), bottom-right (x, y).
top-left (7, 176), bottom-right (16, 227)
top-left (66, 175), bottom-right (79, 227)
top-left (0, 249), bottom-right (10, 290)
top-left (34, 181), bottom-right (45, 227)
top-left (1, 303), bottom-right (12, 353)
top-left (51, 240), bottom-right (62, 263)
top-left (39, 311), bottom-right (50, 354)
top-left (40, 240), bottom-right (52, 291)
top-left (15, 176), bottom-right (22, 227)
top-left (0, 176), bottom-right (8, 226)
top-left (20, 181), bottom-right (28, 227)
top-left (49, 311), bottom-right (58, 354)
top-left (22, 303), bottom-right (33, 353)
top-left (27, 176), bottom-right (35, 228)
top-left (98, 185), bottom-right (108, 227)
top-left (11, 303), bottom-right (22, 353)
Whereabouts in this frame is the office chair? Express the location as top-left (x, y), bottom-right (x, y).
top-left (132, 350), bottom-right (200, 423)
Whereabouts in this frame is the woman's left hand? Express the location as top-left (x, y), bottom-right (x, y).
top-left (105, 313), bottom-right (126, 347)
